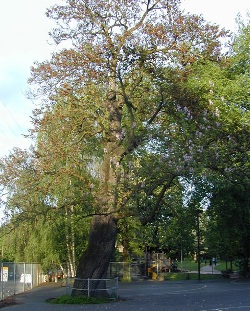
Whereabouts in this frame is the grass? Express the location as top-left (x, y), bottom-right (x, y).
top-left (162, 259), bottom-right (235, 281)
top-left (179, 260), bottom-right (238, 272)
top-left (179, 260), bottom-right (199, 271)
top-left (178, 260), bottom-right (211, 272)
top-left (212, 262), bottom-right (238, 272)
top-left (163, 272), bottom-right (222, 281)
top-left (48, 294), bottom-right (113, 305)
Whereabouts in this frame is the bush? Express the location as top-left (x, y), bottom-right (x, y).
top-left (164, 273), bottom-right (222, 281)
top-left (48, 294), bottom-right (112, 304)
top-left (221, 269), bottom-right (233, 278)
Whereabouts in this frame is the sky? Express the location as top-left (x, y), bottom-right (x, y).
top-left (0, 0), bottom-right (249, 158)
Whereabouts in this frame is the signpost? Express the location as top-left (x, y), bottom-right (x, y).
top-left (0, 266), bottom-right (8, 300)
top-left (1, 267), bottom-right (8, 282)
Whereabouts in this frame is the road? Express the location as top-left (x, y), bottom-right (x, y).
top-left (119, 279), bottom-right (250, 311)
top-left (1, 279), bottom-right (250, 311)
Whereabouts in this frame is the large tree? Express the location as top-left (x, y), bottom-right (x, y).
top-left (0, 5), bottom-right (248, 292)
top-left (206, 181), bottom-right (250, 272)
top-left (26, 0), bottom-right (230, 293)
top-left (205, 17), bottom-right (250, 272)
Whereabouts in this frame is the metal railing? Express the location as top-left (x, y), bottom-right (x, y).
top-left (72, 277), bottom-right (119, 300)
top-left (0, 262), bottom-right (44, 300)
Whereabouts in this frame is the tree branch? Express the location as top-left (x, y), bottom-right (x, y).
top-left (140, 174), bottom-right (177, 225)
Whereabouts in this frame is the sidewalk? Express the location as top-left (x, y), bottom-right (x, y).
top-left (198, 264), bottom-right (221, 274)
top-left (0, 282), bottom-right (71, 310)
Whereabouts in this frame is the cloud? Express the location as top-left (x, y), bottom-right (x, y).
top-left (0, 132), bottom-right (32, 157)
top-left (181, 0), bottom-right (249, 31)
top-left (0, 98), bottom-right (33, 156)
top-left (0, 0), bottom-right (61, 157)
top-left (0, 0), bottom-right (57, 59)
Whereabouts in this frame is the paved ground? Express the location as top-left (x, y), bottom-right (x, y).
top-left (1, 277), bottom-right (250, 311)
top-left (191, 264), bottom-right (221, 275)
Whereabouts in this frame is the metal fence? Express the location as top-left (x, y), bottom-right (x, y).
top-left (72, 277), bottom-right (118, 300)
top-left (0, 262), bottom-right (44, 300)
top-left (108, 262), bottom-right (145, 280)
top-left (107, 257), bottom-right (179, 280)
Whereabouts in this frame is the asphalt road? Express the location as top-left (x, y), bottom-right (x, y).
top-left (2, 279), bottom-right (250, 311)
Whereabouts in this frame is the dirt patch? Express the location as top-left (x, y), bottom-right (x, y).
top-left (0, 296), bottom-right (19, 309)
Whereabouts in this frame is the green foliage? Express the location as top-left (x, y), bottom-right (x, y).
top-left (180, 260), bottom-right (199, 271)
top-left (164, 272), bottom-right (222, 281)
top-left (206, 182), bottom-right (250, 260)
top-left (230, 15), bottom-right (250, 77)
top-left (214, 261), bottom-right (238, 272)
top-left (49, 294), bottom-right (112, 304)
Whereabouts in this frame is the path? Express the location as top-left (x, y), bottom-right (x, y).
top-left (200, 264), bottom-right (221, 274)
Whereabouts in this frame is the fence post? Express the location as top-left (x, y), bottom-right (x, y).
top-left (0, 262), bottom-right (3, 300)
top-left (116, 277), bottom-right (119, 300)
top-left (23, 263), bottom-right (25, 292)
top-left (13, 263), bottom-right (16, 295)
top-left (87, 278), bottom-right (90, 298)
top-left (31, 263), bottom-right (33, 289)
top-left (65, 276), bottom-right (68, 295)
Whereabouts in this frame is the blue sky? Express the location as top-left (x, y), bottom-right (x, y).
top-left (0, 0), bottom-right (61, 157)
top-left (0, 0), bottom-right (249, 157)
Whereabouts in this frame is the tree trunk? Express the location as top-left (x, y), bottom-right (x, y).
top-left (71, 68), bottom-right (123, 296)
top-left (72, 214), bottom-right (117, 296)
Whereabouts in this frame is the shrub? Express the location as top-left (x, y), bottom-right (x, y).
top-left (49, 294), bottom-right (112, 304)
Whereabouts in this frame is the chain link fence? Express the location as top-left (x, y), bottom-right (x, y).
top-left (0, 262), bottom-right (44, 300)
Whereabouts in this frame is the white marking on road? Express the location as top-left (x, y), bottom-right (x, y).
top-left (201, 306), bottom-right (250, 310)
top-left (163, 284), bottom-right (207, 294)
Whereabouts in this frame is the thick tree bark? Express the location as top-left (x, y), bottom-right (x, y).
top-left (72, 214), bottom-right (117, 296)
top-left (72, 62), bottom-right (123, 296)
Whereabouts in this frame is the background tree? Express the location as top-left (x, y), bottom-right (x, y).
top-left (0, 148), bottom-right (90, 275)
top-left (204, 17), bottom-right (250, 272)
top-left (206, 182), bottom-right (250, 273)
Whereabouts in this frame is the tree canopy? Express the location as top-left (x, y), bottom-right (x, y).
top-left (0, 0), bottom-right (249, 293)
